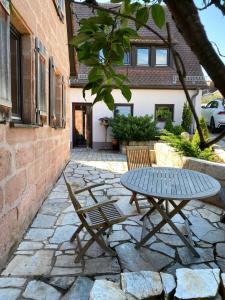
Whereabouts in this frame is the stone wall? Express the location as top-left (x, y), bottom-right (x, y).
top-left (0, 0), bottom-right (70, 268)
top-left (155, 142), bottom-right (225, 207)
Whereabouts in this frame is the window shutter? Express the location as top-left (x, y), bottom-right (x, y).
top-left (49, 56), bottom-right (56, 127)
top-left (35, 38), bottom-right (47, 125)
top-left (62, 76), bottom-right (66, 128)
top-left (0, 2), bottom-right (11, 120)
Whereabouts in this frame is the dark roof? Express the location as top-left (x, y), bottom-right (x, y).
top-left (69, 3), bottom-right (206, 89)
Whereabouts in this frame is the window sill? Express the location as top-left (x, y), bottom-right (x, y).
top-left (10, 122), bottom-right (39, 128)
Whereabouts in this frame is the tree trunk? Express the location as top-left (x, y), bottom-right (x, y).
top-left (164, 0), bottom-right (225, 99)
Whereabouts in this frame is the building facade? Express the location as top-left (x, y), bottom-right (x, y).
top-left (0, 0), bottom-right (70, 267)
top-left (68, 3), bottom-right (205, 149)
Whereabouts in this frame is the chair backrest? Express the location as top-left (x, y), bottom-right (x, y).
top-left (126, 146), bottom-right (152, 170)
top-left (63, 172), bottom-right (82, 211)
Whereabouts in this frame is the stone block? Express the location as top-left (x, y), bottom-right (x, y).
top-left (5, 170), bottom-right (27, 206)
top-left (15, 144), bottom-right (35, 169)
top-left (0, 148), bottom-right (11, 181)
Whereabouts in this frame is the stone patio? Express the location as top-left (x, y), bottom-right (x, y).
top-left (0, 148), bottom-right (225, 299)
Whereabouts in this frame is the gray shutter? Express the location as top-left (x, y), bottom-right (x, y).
top-left (49, 56), bottom-right (56, 127)
top-left (35, 38), bottom-right (47, 125)
top-left (62, 76), bottom-right (66, 128)
top-left (0, 3), bottom-right (11, 120)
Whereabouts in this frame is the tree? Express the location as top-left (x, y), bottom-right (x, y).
top-left (181, 102), bottom-right (192, 133)
top-left (70, 0), bottom-right (225, 149)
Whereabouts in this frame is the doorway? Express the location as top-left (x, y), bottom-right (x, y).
top-left (72, 103), bottom-right (92, 148)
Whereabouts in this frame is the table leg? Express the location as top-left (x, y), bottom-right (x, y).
top-left (137, 199), bottom-right (200, 257)
top-left (169, 200), bottom-right (192, 225)
top-left (136, 200), bottom-right (187, 248)
top-left (140, 198), bottom-right (164, 221)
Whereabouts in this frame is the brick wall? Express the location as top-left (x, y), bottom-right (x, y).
top-left (0, 0), bottom-right (70, 268)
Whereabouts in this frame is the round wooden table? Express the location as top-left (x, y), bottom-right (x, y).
top-left (121, 167), bottom-right (221, 256)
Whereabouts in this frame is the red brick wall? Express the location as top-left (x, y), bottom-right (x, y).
top-left (0, 0), bottom-right (70, 267)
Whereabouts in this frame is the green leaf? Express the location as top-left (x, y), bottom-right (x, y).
top-left (120, 85), bottom-right (132, 102)
top-left (88, 67), bottom-right (103, 82)
top-left (104, 90), bottom-right (114, 111)
top-left (136, 7), bottom-right (149, 30)
top-left (70, 32), bottom-right (89, 47)
top-left (151, 4), bottom-right (165, 29)
top-left (82, 82), bottom-right (94, 99)
top-left (110, 0), bottom-right (122, 3)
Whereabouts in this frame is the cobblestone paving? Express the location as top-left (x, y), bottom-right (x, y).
top-left (0, 148), bottom-right (225, 299)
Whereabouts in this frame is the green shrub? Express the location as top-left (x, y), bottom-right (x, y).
top-left (192, 116), bottom-right (209, 146)
top-left (163, 113), bottom-right (184, 136)
top-left (160, 130), bottom-right (217, 162)
top-left (181, 102), bottom-right (192, 133)
top-left (109, 114), bottom-right (158, 141)
top-left (164, 113), bottom-right (174, 132)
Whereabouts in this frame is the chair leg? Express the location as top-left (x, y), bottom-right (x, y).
top-left (70, 224), bottom-right (83, 242)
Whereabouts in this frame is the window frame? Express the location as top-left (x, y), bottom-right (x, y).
top-left (35, 38), bottom-right (47, 125)
top-left (0, 2), bottom-right (11, 121)
top-left (114, 103), bottom-right (133, 117)
top-left (155, 104), bottom-right (174, 122)
top-left (10, 24), bottom-right (22, 121)
top-left (155, 48), bottom-right (169, 67)
top-left (53, 0), bottom-right (65, 22)
top-left (123, 50), bottom-right (131, 66)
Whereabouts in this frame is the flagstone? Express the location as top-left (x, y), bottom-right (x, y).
top-left (31, 214), bottom-right (57, 228)
top-left (17, 241), bottom-right (43, 251)
top-left (84, 257), bottom-right (121, 275)
top-left (116, 243), bottom-right (173, 272)
top-left (175, 268), bottom-right (220, 299)
top-left (2, 250), bottom-right (54, 276)
top-left (23, 280), bottom-right (61, 300)
top-left (48, 276), bottom-right (76, 290)
top-left (121, 271), bottom-right (163, 299)
top-left (150, 242), bottom-right (176, 258)
top-left (177, 247), bottom-right (214, 265)
top-left (49, 225), bottom-right (76, 244)
top-left (25, 229), bottom-right (54, 241)
top-left (0, 277), bottom-right (26, 288)
top-left (0, 288), bottom-right (21, 300)
top-left (62, 277), bottom-right (94, 300)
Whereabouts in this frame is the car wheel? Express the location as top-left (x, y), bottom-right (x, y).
top-left (210, 117), bottom-right (216, 133)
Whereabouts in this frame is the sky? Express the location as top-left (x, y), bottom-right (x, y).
top-left (196, 0), bottom-right (225, 78)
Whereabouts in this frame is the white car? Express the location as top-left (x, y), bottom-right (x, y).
top-left (201, 99), bottom-right (225, 132)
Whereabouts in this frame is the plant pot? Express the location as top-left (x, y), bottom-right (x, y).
top-left (112, 138), bottom-right (119, 151)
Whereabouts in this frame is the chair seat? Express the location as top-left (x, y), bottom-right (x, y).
top-left (86, 203), bottom-right (125, 228)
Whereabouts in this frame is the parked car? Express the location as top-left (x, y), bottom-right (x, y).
top-left (201, 99), bottom-right (225, 132)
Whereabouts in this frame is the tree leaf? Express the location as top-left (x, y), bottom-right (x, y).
top-left (151, 4), bottom-right (165, 29)
top-left (83, 82), bottom-right (94, 99)
top-left (102, 89), bottom-right (114, 110)
top-left (136, 7), bottom-right (149, 30)
top-left (120, 85), bottom-right (132, 102)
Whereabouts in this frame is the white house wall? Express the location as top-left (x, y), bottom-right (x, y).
top-left (70, 88), bottom-right (202, 149)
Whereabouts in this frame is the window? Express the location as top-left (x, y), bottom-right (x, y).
top-left (10, 25), bottom-right (22, 120)
top-left (155, 48), bottom-right (168, 66)
top-left (206, 101), bottom-right (218, 109)
top-left (0, 2), bottom-right (10, 120)
top-left (49, 57), bottom-right (66, 128)
top-left (155, 104), bottom-right (174, 122)
top-left (35, 38), bottom-right (47, 125)
top-left (137, 48), bottom-right (149, 65)
top-left (54, 0), bottom-right (65, 22)
top-left (123, 51), bottom-right (130, 65)
top-left (114, 104), bottom-right (133, 117)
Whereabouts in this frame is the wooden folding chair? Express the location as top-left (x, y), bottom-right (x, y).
top-left (126, 146), bottom-right (152, 213)
top-left (63, 173), bottom-right (130, 263)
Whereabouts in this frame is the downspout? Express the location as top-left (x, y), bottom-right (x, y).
top-left (191, 88), bottom-right (200, 133)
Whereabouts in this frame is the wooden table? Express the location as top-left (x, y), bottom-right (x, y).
top-left (120, 167), bottom-right (221, 257)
